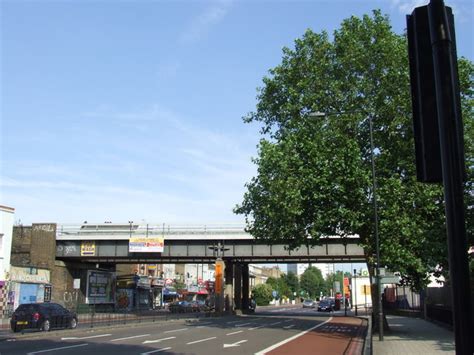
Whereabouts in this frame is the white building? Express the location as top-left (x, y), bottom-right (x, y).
top-left (0, 205), bottom-right (15, 315)
top-left (287, 263), bottom-right (331, 279)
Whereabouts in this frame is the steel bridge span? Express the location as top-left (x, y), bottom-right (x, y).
top-left (55, 223), bottom-right (366, 264)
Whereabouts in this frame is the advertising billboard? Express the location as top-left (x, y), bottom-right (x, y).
top-left (129, 237), bottom-right (164, 253)
top-left (86, 270), bottom-right (114, 304)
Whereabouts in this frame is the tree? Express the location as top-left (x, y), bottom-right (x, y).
top-left (252, 283), bottom-right (273, 306)
top-left (282, 271), bottom-right (300, 299)
top-left (235, 10), bottom-right (473, 292)
top-left (300, 267), bottom-right (325, 299)
top-left (324, 270), bottom-right (344, 296)
top-left (266, 276), bottom-right (290, 299)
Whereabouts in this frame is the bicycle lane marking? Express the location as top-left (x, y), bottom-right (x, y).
top-left (258, 317), bottom-right (366, 355)
top-left (254, 317), bottom-right (332, 355)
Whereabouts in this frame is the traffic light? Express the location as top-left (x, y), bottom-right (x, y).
top-left (407, 5), bottom-right (441, 182)
top-left (406, 1), bottom-right (464, 183)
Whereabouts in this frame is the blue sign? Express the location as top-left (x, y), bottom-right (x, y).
top-left (272, 290), bottom-right (278, 298)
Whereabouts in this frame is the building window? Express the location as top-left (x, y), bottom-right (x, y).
top-left (44, 285), bottom-right (52, 302)
top-left (29, 267), bottom-right (38, 275)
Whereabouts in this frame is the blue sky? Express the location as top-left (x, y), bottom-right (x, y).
top-left (1, 0), bottom-right (473, 225)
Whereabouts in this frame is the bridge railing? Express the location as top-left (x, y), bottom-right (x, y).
top-left (57, 223), bottom-right (248, 237)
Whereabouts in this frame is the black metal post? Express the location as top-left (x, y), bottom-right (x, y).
top-left (428, 1), bottom-right (472, 353)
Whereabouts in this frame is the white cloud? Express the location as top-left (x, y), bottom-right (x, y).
top-left (2, 102), bottom-right (258, 225)
top-left (390, 0), bottom-right (428, 13)
top-left (180, 0), bottom-right (233, 44)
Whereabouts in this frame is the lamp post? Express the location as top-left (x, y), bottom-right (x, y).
top-left (309, 111), bottom-right (383, 340)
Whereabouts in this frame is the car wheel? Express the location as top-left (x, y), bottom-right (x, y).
top-left (69, 318), bottom-right (77, 329)
top-left (42, 319), bottom-right (51, 332)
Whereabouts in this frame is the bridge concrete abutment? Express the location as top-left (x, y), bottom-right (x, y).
top-left (234, 262), bottom-right (242, 311)
top-left (242, 263), bottom-right (250, 313)
top-left (224, 260), bottom-right (234, 314)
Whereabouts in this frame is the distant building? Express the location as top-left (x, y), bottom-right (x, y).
top-left (287, 263), bottom-right (330, 279)
top-left (0, 205), bottom-right (15, 315)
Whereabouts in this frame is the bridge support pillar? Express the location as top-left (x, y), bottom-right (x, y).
top-left (234, 263), bottom-right (242, 311)
top-left (242, 263), bottom-right (250, 313)
top-left (224, 261), bottom-right (234, 314)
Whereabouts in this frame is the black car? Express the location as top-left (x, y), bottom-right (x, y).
top-left (317, 299), bottom-right (335, 312)
top-left (168, 300), bottom-right (194, 313)
top-left (10, 303), bottom-right (78, 332)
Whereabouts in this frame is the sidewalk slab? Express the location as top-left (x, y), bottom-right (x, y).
top-left (373, 315), bottom-right (454, 354)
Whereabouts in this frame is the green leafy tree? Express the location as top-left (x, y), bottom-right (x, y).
top-left (252, 283), bottom-right (273, 306)
top-left (266, 276), bottom-right (291, 298)
top-left (282, 272), bottom-right (300, 299)
top-left (235, 10), bottom-right (473, 293)
top-left (324, 271), bottom-right (344, 296)
top-left (300, 267), bottom-right (325, 299)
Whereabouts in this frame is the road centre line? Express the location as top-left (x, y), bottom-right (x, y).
top-left (255, 317), bottom-right (333, 355)
top-left (283, 325), bottom-right (295, 329)
top-left (110, 334), bottom-right (150, 342)
top-left (140, 347), bottom-right (172, 355)
top-left (186, 336), bottom-right (217, 345)
top-left (61, 334), bottom-right (112, 340)
top-left (234, 322), bottom-right (252, 327)
top-left (27, 343), bottom-right (88, 354)
top-left (226, 320), bottom-right (243, 324)
top-left (164, 328), bottom-right (188, 333)
top-left (226, 330), bottom-right (244, 336)
top-left (283, 319), bottom-right (293, 322)
top-left (143, 337), bottom-right (176, 344)
top-left (248, 325), bottom-right (264, 330)
top-left (270, 321), bottom-right (282, 325)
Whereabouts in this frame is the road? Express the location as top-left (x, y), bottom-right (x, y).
top-left (0, 305), bottom-right (367, 355)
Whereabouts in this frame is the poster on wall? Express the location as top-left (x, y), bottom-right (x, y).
top-left (116, 289), bottom-right (134, 311)
top-left (81, 241), bottom-right (96, 256)
top-left (86, 270), bottom-right (114, 304)
top-left (129, 237), bottom-right (164, 253)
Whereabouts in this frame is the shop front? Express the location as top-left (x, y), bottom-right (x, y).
top-left (9, 266), bottom-right (52, 311)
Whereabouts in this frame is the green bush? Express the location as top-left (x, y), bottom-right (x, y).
top-left (252, 284), bottom-right (273, 306)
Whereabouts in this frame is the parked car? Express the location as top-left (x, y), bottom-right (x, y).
top-left (10, 303), bottom-right (77, 333)
top-left (317, 299), bottom-right (335, 312)
top-left (302, 299), bottom-right (316, 308)
top-left (168, 300), bottom-right (194, 313)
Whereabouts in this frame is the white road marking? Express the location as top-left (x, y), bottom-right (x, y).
top-left (234, 322), bottom-right (252, 327)
top-left (27, 343), bottom-right (88, 354)
top-left (248, 325), bottom-right (264, 330)
top-left (223, 339), bottom-right (248, 348)
top-left (283, 319), bottom-right (293, 323)
top-left (283, 325), bottom-right (295, 329)
top-left (140, 347), bottom-right (172, 354)
top-left (164, 328), bottom-right (188, 333)
top-left (269, 321), bottom-right (282, 326)
top-left (255, 317), bottom-right (333, 355)
top-left (143, 336), bottom-right (176, 344)
top-left (61, 334), bottom-right (112, 340)
top-left (110, 334), bottom-right (150, 342)
top-left (226, 330), bottom-right (244, 336)
top-left (186, 336), bottom-right (217, 345)
top-left (226, 320), bottom-right (243, 324)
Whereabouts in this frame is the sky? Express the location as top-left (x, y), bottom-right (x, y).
top-left (1, 0), bottom-right (473, 226)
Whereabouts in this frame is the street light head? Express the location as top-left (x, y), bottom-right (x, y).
top-left (308, 111), bottom-right (326, 117)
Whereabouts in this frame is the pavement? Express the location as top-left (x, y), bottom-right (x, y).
top-left (373, 314), bottom-right (455, 354)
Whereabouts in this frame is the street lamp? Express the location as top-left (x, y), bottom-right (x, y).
top-left (309, 110), bottom-right (383, 340)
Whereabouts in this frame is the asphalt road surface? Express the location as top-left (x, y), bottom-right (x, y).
top-left (0, 305), bottom-right (366, 355)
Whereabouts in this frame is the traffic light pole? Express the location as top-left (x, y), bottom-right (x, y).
top-left (407, 1), bottom-right (473, 353)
